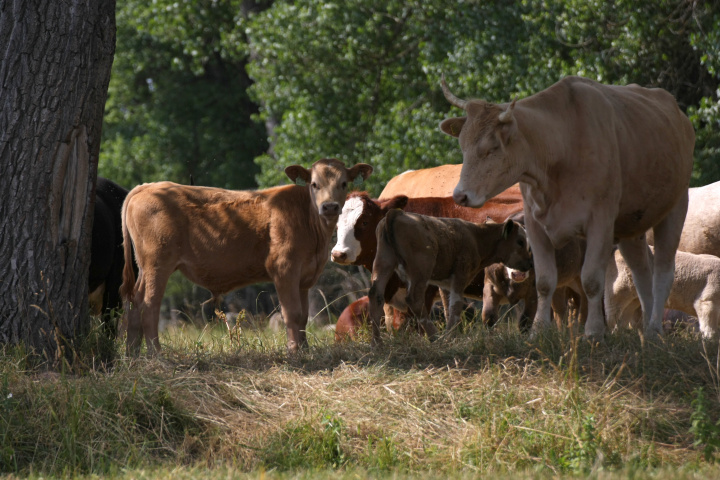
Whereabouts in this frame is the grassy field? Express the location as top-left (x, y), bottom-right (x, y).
top-left (1, 312), bottom-right (720, 479)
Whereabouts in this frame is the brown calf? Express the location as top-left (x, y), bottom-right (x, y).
top-left (482, 238), bottom-right (587, 331)
top-left (120, 159), bottom-right (372, 354)
top-left (367, 210), bottom-right (532, 343)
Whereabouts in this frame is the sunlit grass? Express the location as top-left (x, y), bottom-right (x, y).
top-left (2, 311), bottom-right (720, 478)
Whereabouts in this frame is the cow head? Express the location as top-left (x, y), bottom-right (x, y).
top-left (496, 220), bottom-right (534, 273)
top-left (331, 193), bottom-right (408, 267)
top-left (286, 159), bottom-right (373, 225)
top-left (439, 77), bottom-right (527, 208)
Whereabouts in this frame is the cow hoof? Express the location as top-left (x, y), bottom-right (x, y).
top-left (581, 333), bottom-right (605, 347)
top-left (643, 324), bottom-right (664, 341)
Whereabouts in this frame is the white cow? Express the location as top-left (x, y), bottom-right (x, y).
top-left (605, 247), bottom-right (720, 338)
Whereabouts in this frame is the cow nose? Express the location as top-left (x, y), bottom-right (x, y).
top-left (453, 190), bottom-right (468, 206)
top-left (321, 202), bottom-right (340, 216)
top-left (331, 250), bottom-right (347, 262)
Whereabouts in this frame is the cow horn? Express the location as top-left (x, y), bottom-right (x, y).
top-left (441, 74), bottom-right (467, 110)
top-left (498, 96), bottom-right (518, 123)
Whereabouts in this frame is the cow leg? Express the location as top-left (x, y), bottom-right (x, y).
top-left (443, 286), bottom-right (465, 334)
top-left (616, 238), bottom-right (654, 329)
top-left (519, 287), bottom-right (537, 333)
top-left (368, 276), bottom-right (390, 344)
top-left (580, 222), bottom-right (615, 340)
top-left (647, 193), bottom-right (688, 336)
top-left (299, 288), bottom-right (310, 348)
top-left (141, 269), bottom-right (171, 355)
top-left (573, 286), bottom-right (588, 328)
top-left (124, 269), bottom-right (144, 356)
top-left (551, 288), bottom-right (568, 328)
top-left (125, 266), bottom-right (168, 356)
top-left (406, 280), bottom-right (437, 340)
top-left (276, 281), bottom-right (305, 353)
top-left (369, 241), bottom-right (399, 345)
top-left (482, 281), bottom-right (502, 328)
top-left (525, 217), bottom-right (558, 332)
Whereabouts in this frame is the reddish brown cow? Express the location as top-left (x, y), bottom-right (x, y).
top-left (121, 159), bottom-right (372, 355)
top-left (335, 297), bottom-right (408, 342)
top-left (335, 297), bottom-right (371, 342)
top-left (378, 164), bottom-right (463, 200)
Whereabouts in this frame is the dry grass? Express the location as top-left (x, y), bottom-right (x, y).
top-left (1, 315), bottom-right (720, 478)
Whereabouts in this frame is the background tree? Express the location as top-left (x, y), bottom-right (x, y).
top-left (247, 0), bottom-right (720, 194)
top-left (100, 0), bottom-right (270, 190)
top-left (0, 1), bottom-right (116, 361)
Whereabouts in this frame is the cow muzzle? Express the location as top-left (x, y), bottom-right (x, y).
top-left (331, 249), bottom-right (349, 264)
top-left (511, 269), bottom-right (529, 283)
top-left (452, 189), bottom-right (469, 207)
top-left (320, 202), bottom-right (340, 217)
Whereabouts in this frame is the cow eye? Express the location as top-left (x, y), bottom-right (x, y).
top-left (517, 239), bottom-right (524, 247)
top-left (311, 182), bottom-right (318, 189)
top-left (362, 221), bottom-right (368, 226)
top-left (341, 182), bottom-right (347, 189)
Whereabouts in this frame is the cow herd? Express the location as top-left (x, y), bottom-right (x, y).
top-left (89, 75), bottom-right (718, 355)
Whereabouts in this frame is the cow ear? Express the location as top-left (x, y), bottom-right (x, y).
top-left (502, 220), bottom-right (515, 239)
top-left (382, 195), bottom-right (408, 212)
top-left (285, 165), bottom-right (311, 185)
top-left (439, 117), bottom-right (466, 138)
top-left (348, 163), bottom-right (373, 183)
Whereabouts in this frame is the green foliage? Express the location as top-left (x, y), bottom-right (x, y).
top-left (105, 1), bottom-right (720, 193)
top-left (100, 0), bottom-right (267, 190)
top-left (260, 412), bottom-right (348, 470)
top-left (247, 0), bottom-right (720, 193)
top-left (690, 387), bottom-right (720, 463)
top-left (559, 414), bottom-right (600, 473)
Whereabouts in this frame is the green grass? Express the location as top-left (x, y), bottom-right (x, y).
top-left (2, 314), bottom-right (720, 478)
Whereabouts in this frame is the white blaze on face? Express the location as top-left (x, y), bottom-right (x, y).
top-left (506, 266), bottom-right (529, 283)
top-left (331, 196), bottom-right (364, 264)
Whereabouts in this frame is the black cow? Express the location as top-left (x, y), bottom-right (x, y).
top-left (89, 177), bottom-right (133, 323)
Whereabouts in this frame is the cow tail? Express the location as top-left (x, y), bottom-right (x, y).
top-left (119, 195), bottom-right (136, 302)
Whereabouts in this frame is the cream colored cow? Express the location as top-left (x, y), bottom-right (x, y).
top-left (441, 76), bottom-right (695, 339)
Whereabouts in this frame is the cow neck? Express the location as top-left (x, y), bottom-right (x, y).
top-left (305, 190), bottom-right (337, 243)
top-left (475, 224), bottom-right (513, 264)
top-left (513, 107), bottom-right (555, 217)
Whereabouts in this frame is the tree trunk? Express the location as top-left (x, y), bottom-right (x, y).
top-left (0, 1), bottom-right (116, 363)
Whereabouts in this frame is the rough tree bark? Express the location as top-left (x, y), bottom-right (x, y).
top-left (0, 1), bottom-right (116, 362)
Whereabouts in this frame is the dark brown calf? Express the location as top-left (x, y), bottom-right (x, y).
top-left (367, 210), bottom-right (533, 343)
top-left (331, 190), bottom-right (524, 328)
